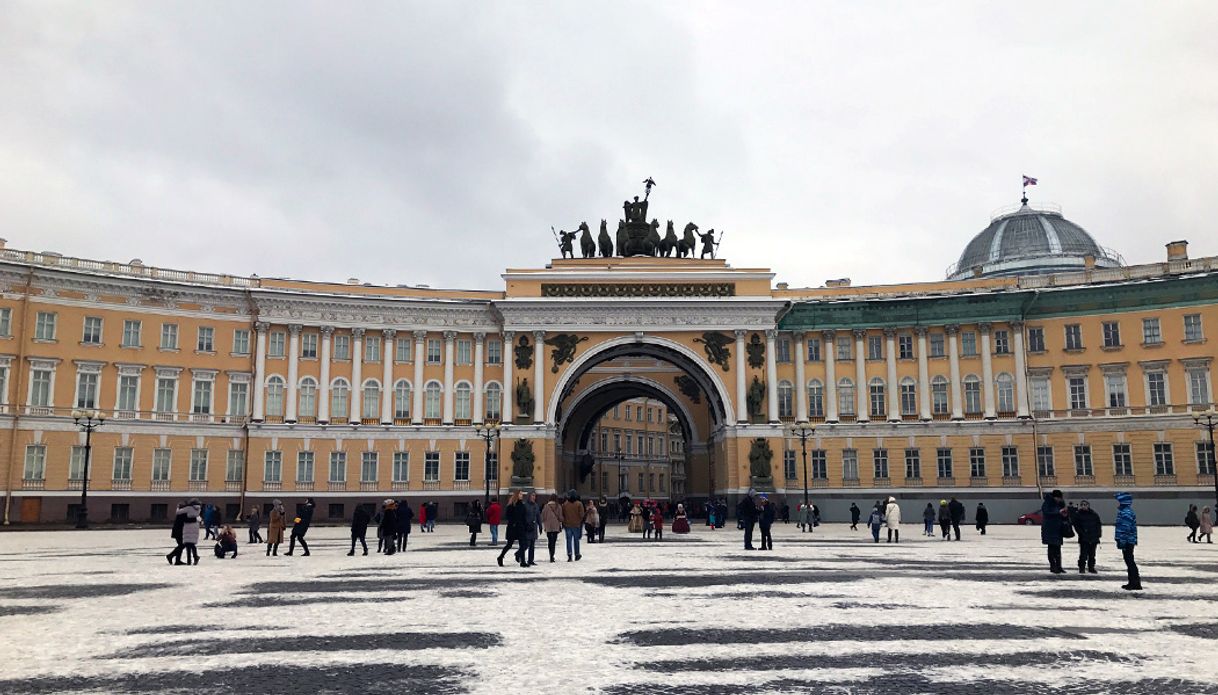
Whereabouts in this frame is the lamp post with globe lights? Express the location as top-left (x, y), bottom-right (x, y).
top-left (1194, 408), bottom-right (1218, 508)
top-left (71, 409), bottom-right (105, 529)
top-left (786, 421), bottom-right (815, 509)
top-left (474, 421), bottom-right (501, 509)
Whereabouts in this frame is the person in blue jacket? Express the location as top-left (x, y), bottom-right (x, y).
top-left (1041, 490), bottom-right (1067, 574)
top-left (1113, 492), bottom-right (1142, 591)
top-left (867, 503), bottom-right (884, 543)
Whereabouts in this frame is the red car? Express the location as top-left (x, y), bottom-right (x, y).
top-left (1017, 510), bottom-right (1043, 525)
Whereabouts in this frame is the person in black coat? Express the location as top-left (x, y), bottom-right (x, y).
top-left (758, 496), bottom-right (776, 550)
top-left (396, 501), bottom-right (414, 552)
top-left (1069, 499), bottom-right (1102, 574)
top-left (378, 500), bottom-right (398, 554)
top-left (975, 503), bottom-right (989, 535)
top-left (348, 505), bottom-right (372, 556)
top-left (948, 497), bottom-right (965, 541)
top-left (716, 500), bottom-right (728, 528)
top-left (466, 500), bottom-right (484, 547)
top-left (496, 491), bottom-right (528, 568)
top-left (737, 489), bottom-right (759, 550)
top-left (165, 500), bottom-right (188, 565)
top-left (286, 498), bottom-right (314, 556)
top-left (1041, 490), bottom-right (1067, 574)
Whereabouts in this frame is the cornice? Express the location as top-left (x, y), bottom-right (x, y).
top-left (494, 298), bottom-right (787, 332)
top-left (251, 295), bottom-right (499, 331)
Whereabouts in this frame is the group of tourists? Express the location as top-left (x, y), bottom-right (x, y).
top-left (1039, 489), bottom-right (1141, 590)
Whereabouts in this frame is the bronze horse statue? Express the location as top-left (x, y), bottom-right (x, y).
top-left (578, 222), bottom-right (596, 258)
top-left (597, 219), bottom-right (613, 258)
top-left (678, 222), bottom-right (699, 258)
top-left (659, 220), bottom-right (679, 257)
top-left (616, 220), bottom-right (628, 256)
top-left (646, 219), bottom-right (662, 256)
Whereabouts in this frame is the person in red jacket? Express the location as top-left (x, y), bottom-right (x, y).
top-left (486, 498), bottom-right (503, 546)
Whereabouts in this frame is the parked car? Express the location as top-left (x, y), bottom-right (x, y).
top-left (1017, 510), bottom-right (1043, 525)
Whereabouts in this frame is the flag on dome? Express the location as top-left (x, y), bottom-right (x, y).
top-left (1022, 175), bottom-right (1038, 187)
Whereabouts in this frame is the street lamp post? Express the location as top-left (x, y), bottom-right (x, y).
top-left (474, 421), bottom-right (501, 509)
top-left (787, 422), bottom-right (815, 508)
top-left (71, 409), bottom-right (105, 529)
top-left (1194, 408), bottom-right (1218, 508)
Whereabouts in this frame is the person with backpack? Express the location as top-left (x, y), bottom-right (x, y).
top-left (1114, 492), bottom-right (1142, 590)
top-left (867, 503), bottom-right (884, 543)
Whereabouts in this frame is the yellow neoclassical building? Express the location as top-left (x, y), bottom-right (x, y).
top-left (2, 197), bottom-right (1216, 525)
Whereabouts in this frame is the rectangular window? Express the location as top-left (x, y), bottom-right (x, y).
top-left (1142, 318), bottom-right (1161, 345)
top-left (456, 339), bottom-right (472, 365)
top-left (112, 447), bottom-right (133, 481)
top-left (1184, 313), bottom-right (1204, 342)
top-left (268, 331), bottom-right (285, 358)
top-left (488, 451), bottom-right (498, 481)
top-left (487, 339), bottom-right (502, 365)
top-left (225, 450), bottom-right (244, 482)
top-left (155, 376), bottom-right (176, 414)
top-left (969, 447), bottom-right (986, 478)
top-left (30, 368), bottom-right (52, 407)
top-left (263, 451), bottom-right (282, 482)
top-left (806, 337), bottom-right (821, 362)
top-left (197, 326), bottom-right (214, 352)
top-left (23, 445), bottom-right (46, 480)
top-left (993, 329), bottom-right (1010, 355)
top-left (810, 450), bottom-right (827, 479)
top-left (1064, 324), bottom-right (1083, 350)
top-left (1188, 369), bottom-right (1211, 406)
top-left (898, 334), bottom-right (914, 359)
top-left (836, 336), bottom-right (852, 360)
top-left (232, 329), bottom-right (251, 355)
top-left (1027, 327), bottom-right (1045, 353)
top-left (904, 449), bottom-right (921, 479)
top-left (1074, 445), bottom-right (1093, 477)
top-left (189, 449), bottom-right (208, 482)
top-left (936, 448), bottom-right (953, 479)
top-left (395, 338), bottom-right (413, 363)
top-left (872, 448), bottom-right (889, 479)
top-left (930, 333), bottom-right (945, 357)
top-left (1146, 371), bottom-right (1167, 407)
top-left (1105, 373), bottom-right (1128, 408)
top-left (1001, 446), bottom-right (1019, 477)
top-left (296, 451), bottom-right (315, 483)
top-left (869, 381), bottom-right (886, 418)
top-left (1196, 442), bottom-right (1215, 475)
top-left (329, 452), bottom-right (346, 483)
top-left (427, 339), bottom-right (442, 364)
top-left (75, 372), bottom-right (99, 408)
top-left (121, 320), bottom-right (141, 347)
top-left (392, 452), bottom-right (409, 482)
top-left (776, 337), bottom-right (792, 363)
top-left (625, 433), bottom-right (633, 454)
top-left (152, 449), bottom-right (172, 482)
top-left (82, 316), bottom-right (103, 344)
top-left (424, 452), bottom-right (440, 481)
top-left (782, 450), bottom-right (796, 480)
top-left (0, 307), bottom-right (10, 336)
top-left (69, 446), bottom-right (86, 481)
top-left (1102, 321), bottom-right (1121, 348)
top-left (1036, 446), bottom-right (1055, 477)
top-left (364, 336), bottom-right (381, 363)
top-left (116, 374), bottom-right (138, 412)
top-left (841, 449), bottom-right (859, 481)
top-left (160, 323), bottom-right (178, 350)
top-left (333, 335), bottom-right (350, 360)
top-left (867, 335), bottom-right (883, 360)
top-left (455, 451), bottom-right (470, 481)
top-left (361, 452), bottom-right (378, 482)
top-left (1113, 444), bottom-right (1133, 477)
top-left (1154, 442), bottom-right (1174, 475)
top-left (296, 332), bottom-right (316, 359)
top-left (229, 382), bottom-right (249, 416)
top-left (35, 311), bottom-right (57, 340)
top-left (960, 331), bottom-right (977, 356)
top-left (1067, 376), bottom-right (1088, 410)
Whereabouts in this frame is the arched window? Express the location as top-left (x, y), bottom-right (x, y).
top-left (838, 377), bottom-right (855, 416)
top-left (777, 380), bottom-right (793, 419)
top-left (424, 381), bottom-right (442, 419)
top-left (330, 378), bottom-right (350, 420)
top-left (964, 374), bottom-right (982, 414)
top-left (393, 380), bottom-right (412, 420)
top-left (362, 379), bottom-right (381, 420)
top-left (996, 373), bottom-right (1015, 413)
top-left (298, 377), bottom-right (317, 418)
top-left (485, 382), bottom-right (502, 422)
top-left (900, 377), bottom-right (917, 416)
top-left (869, 378), bottom-right (886, 418)
top-left (455, 382), bottom-right (472, 420)
top-left (265, 376), bottom-right (285, 417)
top-left (931, 376), bottom-right (949, 415)
top-left (807, 379), bottom-right (824, 418)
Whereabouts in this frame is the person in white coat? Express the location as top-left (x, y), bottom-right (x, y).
top-left (884, 496), bottom-right (901, 544)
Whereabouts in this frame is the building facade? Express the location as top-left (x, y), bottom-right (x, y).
top-left (2, 201), bottom-right (1215, 525)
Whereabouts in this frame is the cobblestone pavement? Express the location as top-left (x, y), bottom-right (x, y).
top-left (0, 523), bottom-right (1215, 694)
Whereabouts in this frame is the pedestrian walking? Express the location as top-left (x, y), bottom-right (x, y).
top-left (181, 498), bottom-right (203, 564)
top-left (716, 500), bottom-right (728, 529)
top-left (266, 499), bottom-right (286, 557)
top-left (938, 500), bottom-right (952, 540)
top-left (758, 495), bottom-right (775, 550)
top-left (1114, 492), bottom-right (1142, 590)
top-left (584, 500), bottom-right (600, 544)
top-left (542, 495), bottom-right (563, 562)
top-left (628, 503), bottom-right (644, 533)
top-left (849, 502), bottom-right (860, 531)
top-left (165, 499), bottom-right (192, 565)
top-left (1200, 506), bottom-right (1214, 544)
top-left (246, 506), bottom-right (263, 544)
top-left (486, 498), bottom-right (502, 546)
top-left (868, 503), bottom-right (883, 543)
top-left (466, 500), bottom-right (484, 547)
top-left (561, 490), bottom-right (584, 561)
top-left (215, 524), bottom-right (238, 558)
top-left (396, 500), bottom-right (414, 552)
top-left (1041, 490), bottom-right (1068, 574)
top-left (812, 504), bottom-right (821, 527)
top-left (1185, 504), bottom-right (1200, 543)
top-left (1069, 499), bottom-right (1102, 574)
top-left (426, 501), bottom-right (438, 532)
top-left (738, 489), bottom-right (759, 550)
top-left (706, 500), bottom-right (717, 529)
top-left (798, 502), bottom-right (812, 532)
top-left (642, 501), bottom-right (654, 539)
top-left (285, 498), bottom-right (314, 556)
top-left (522, 491), bottom-right (541, 566)
top-left (672, 503), bottom-right (691, 534)
top-left (418, 503), bottom-right (428, 534)
top-left (948, 497), bottom-right (965, 541)
top-left (596, 497), bottom-right (609, 542)
top-left (496, 490), bottom-right (527, 568)
top-left (346, 505), bottom-right (371, 556)
top-left (780, 503), bottom-right (791, 524)
top-left (884, 496), bottom-right (901, 543)
top-left (378, 500), bottom-right (399, 554)
top-left (923, 503), bottom-right (935, 536)
top-left (975, 503), bottom-right (989, 535)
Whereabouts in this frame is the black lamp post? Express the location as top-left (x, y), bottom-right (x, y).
top-left (474, 421), bottom-right (501, 508)
top-left (71, 408), bottom-right (105, 529)
top-left (1194, 408), bottom-right (1218, 508)
top-left (787, 421), bottom-right (815, 508)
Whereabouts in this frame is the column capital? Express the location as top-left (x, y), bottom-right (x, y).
top-left (319, 325), bottom-right (335, 336)
top-left (944, 324), bottom-right (960, 335)
top-left (503, 330), bottom-right (516, 341)
top-left (914, 326), bottom-right (929, 337)
top-left (532, 330), bottom-right (546, 340)
top-left (382, 328), bottom-right (397, 339)
top-left (474, 332), bottom-right (486, 343)
top-left (764, 329), bottom-right (778, 339)
top-left (352, 328), bottom-right (366, 339)
top-left (413, 330), bottom-right (427, 341)
top-left (443, 330), bottom-right (458, 341)
top-left (734, 329), bottom-right (748, 338)
top-left (821, 329), bottom-right (836, 340)
top-left (288, 324), bottom-right (303, 335)
top-left (793, 330), bottom-right (806, 340)
top-left (852, 328), bottom-right (868, 339)
top-left (254, 321), bottom-right (270, 333)
top-left (882, 328), bottom-right (896, 338)
top-left (1010, 320), bottom-right (1024, 331)
top-left (978, 322), bottom-right (992, 334)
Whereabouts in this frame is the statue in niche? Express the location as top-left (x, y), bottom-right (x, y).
top-left (514, 334), bottom-right (533, 370)
top-left (510, 438), bottom-right (535, 485)
top-left (674, 374), bottom-right (701, 404)
top-left (746, 332), bottom-right (766, 369)
top-left (748, 437), bottom-right (774, 490)
top-left (693, 332), bottom-right (732, 371)
top-left (544, 333), bottom-right (589, 372)
top-left (597, 219), bottom-right (613, 258)
top-left (747, 375), bottom-right (766, 420)
top-left (515, 378), bottom-right (534, 418)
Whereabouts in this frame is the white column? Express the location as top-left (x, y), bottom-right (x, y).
top-left (502, 331), bottom-right (515, 423)
top-left (472, 332), bottom-right (485, 424)
top-left (734, 329), bottom-right (748, 423)
top-left (252, 321), bottom-right (268, 422)
top-left (532, 330), bottom-right (545, 423)
top-left (885, 328), bottom-right (900, 421)
top-left (854, 329), bottom-right (869, 422)
top-left (318, 326), bottom-right (332, 423)
top-left (381, 329), bottom-right (396, 424)
top-left (794, 331), bottom-right (808, 422)
top-left (1012, 321), bottom-right (1030, 418)
top-left (412, 331), bottom-right (426, 424)
top-left (824, 330), bottom-right (839, 422)
top-left (442, 331), bottom-right (457, 424)
top-left (351, 328), bottom-right (364, 422)
top-left (980, 322), bottom-right (996, 419)
top-left (765, 329), bottom-right (779, 423)
top-left (285, 324), bottom-right (301, 423)
top-left (947, 324), bottom-right (963, 420)
top-left (916, 327), bottom-right (931, 421)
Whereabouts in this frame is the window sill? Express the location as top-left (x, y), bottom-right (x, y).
top-left (33, 338), bottom-right (58, 344)
top-left (195, 350), bottom-right (216, 356)
top-left (267, 354), bottom-right (285, 360)
top-left (1026, 349), bottom-right (1047, 355)
top-left (230, 352), bottom-right (250, 358)
top-left (0, 335), bottom-right (12, 340)
top-left (1183, 338), bottom-right (1207, 345)
top-left (158, 347), bottom-right (180, 353)
top-left (1141, 341), bottom-right (1163, 348)
top-left (79, 342), bottom-right (104, 348)
top-left (120, 344), bottom-right (143, 350)
top-left (299, 356), bottom-right (317, 361)
top-left (1101, 345), bottom-right (1123, 352)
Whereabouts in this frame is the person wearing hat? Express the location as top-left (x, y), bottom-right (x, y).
top-left (867, 502), bottom-right (884, 543)
top-left (1069, 499), bottom-right (1102, 574)
top-left (1113, 492), bottom-right (1142, 590)
top-left (378, 499), bottom-right (398, 554)
top-left (758, 494), bottom-right (775, 550)
top-left (937, 500), bottom-right (952, 540)
top-left (975, 503), bottom-right (990, 535)
top-left (737, 488), bottom-right (759, 550)
top-left (466, 499), bottom-right (485, 547)
top-left (266, 499), bottom-right (286, 556)
top-left (1041, 489), bottom-right (1068, 574)
top-left (285, 497), bottom-right (314, 556)
top-left (884, 496), bottom-right (901, 543)
top-left (396, 499), bottom-right (414, 552)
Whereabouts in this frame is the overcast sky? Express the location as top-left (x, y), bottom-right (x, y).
top-left (3, 2), bottom-right (1216, 291)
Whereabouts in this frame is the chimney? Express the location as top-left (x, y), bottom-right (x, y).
top-left (825, 278), bottom-right (852, 288)
top-left (776, 282), bottom-right (789, 290)
top-left (1166, 240), bottom-right (1189, 261)
top-left (347, 277), bottom-right (360, 285)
